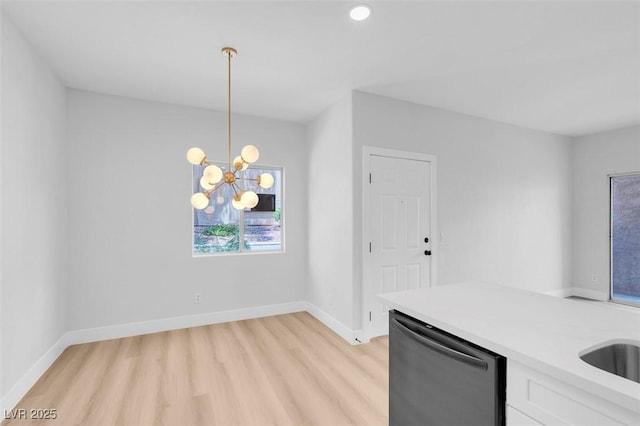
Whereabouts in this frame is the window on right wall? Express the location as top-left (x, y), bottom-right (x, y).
top-left (610, 173), bottom-right (640, 307)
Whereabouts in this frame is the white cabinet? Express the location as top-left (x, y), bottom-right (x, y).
top-left (507, 361), bottom-right (639, 426)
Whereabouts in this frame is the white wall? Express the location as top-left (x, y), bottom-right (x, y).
top-left (66, 90), bottom-right (308, 330)
top-left (0, 15), bottom-right (68, 398)
top-left (352, 91), bottom-right (574, 328)
top-left (307, 94), bottom-right (355, 330)
top-left (572, 124), bottom-right (640, 298)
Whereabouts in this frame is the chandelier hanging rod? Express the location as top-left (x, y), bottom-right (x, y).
top-left (224, 47), bottom-right (236, 172)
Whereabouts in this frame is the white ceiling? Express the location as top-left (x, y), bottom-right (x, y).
top-left (3, 0), bottom-right (639, 136)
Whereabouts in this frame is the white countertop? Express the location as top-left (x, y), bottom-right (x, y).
top-left (379, 282), bottom-right (640, 413)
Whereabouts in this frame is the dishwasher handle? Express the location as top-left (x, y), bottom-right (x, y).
top-left (391, 316), bottom-right (488, 370)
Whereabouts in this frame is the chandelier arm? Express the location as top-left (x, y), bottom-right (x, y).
top-left (207, 183), bottom-right (225, 195)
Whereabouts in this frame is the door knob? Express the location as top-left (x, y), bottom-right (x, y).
top-left (424, 250), bottom-right (432, 256)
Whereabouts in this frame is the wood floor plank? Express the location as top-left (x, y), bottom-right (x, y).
top-left (2, 312), bottom-right (388, 426)
top-left (274, 314), bottom-right (387, 425)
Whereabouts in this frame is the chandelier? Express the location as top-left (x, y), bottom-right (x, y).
top-left (186, 47), bottom-right (274, 211)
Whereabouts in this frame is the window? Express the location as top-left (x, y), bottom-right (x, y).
top-left (610, 173), bottom-right (640, 306)
top-left (192, 163), bottom-right (283, 255)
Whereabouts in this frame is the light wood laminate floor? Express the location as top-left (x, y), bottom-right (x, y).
top-left (3, 312), bottom-right (388, 426)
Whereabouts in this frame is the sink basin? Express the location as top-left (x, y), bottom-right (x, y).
top-left (580, 342), bottom-right (640, 383)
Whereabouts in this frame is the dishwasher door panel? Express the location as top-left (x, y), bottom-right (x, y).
top-left (389, 310), bottom-right (506, 426)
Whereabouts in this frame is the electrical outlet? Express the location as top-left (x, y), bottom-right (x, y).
top-left (194, 293), bottom-right (202, 303)
top-left (591, 275), bottom-right (598, 282)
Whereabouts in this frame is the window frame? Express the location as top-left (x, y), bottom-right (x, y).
top-left (192, 162), bottom-right (285, 257)
top-left (609, 172), bottom-right (640, 308)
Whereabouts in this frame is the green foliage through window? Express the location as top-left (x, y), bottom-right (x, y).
top-left (202, 224), bottom-right (239, 236)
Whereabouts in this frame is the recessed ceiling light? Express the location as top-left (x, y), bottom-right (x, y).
top-left (350, 4), bottom-right (372, 21)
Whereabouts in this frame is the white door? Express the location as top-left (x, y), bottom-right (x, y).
top-left (363, 151), bottom-right (435, 339)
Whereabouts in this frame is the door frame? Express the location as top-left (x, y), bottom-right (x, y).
top-left (362, 146), bottom-right (438, 341)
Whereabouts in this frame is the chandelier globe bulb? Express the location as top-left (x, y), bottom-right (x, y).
top-left (187, 147), bottom-right (206, 165)
top-left (241, 145), bottom-right (260, 164)
top-left (233, 155), bottom-right (248, 171)
top-left (190, 192), bottom-right (210, 210)
top-left (258, 173), bottom-right (274, 189)
top-left (241, 190), bottom-right (259, 208)
top-left (203, 164), bottom-right (223, 183)
top-left (199, 176), bottom-right (215, 191)
top-left (232, 194), bottom-right (245, 210)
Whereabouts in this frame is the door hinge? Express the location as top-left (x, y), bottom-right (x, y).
top-left (369, 173), bottom-right (371, 184)
top-left (369, 242), bottom-right (372, 252)
top-left (369, 311), bottom-right (372, 322)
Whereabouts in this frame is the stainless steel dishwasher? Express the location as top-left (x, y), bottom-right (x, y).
top-left (389, 310), bottom-right (506, 426)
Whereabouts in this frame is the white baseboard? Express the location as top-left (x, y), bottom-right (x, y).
top-left (0, 334), bottom-right (70, 417)
top-left (66, 300), bottom-right (308, 345)
top-left (0, 300), bottom-right (364, 413)
top-left (543, 286), bottom-right (609, 301)
top-left (543, 288), bottom-right (574, 298)
top-left (304, 303), bottom-right (361, 345)
top-left (569, 287), bottom-right (608, 301)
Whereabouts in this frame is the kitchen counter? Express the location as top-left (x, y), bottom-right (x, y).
top-left (379, 282), bottom-right (640, 414)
